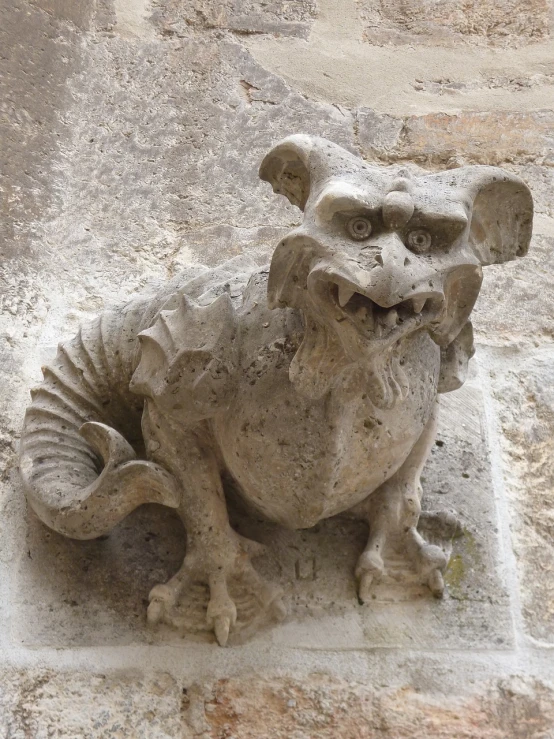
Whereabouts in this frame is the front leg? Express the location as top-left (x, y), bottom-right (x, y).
top-left (352, 401), bottom-right (459, 602)
top-left (142, 403), bottom-right (283, 645)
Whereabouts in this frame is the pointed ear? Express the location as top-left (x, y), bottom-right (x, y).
top-left (259, 134), bottom-right (314, 211)
top-left (454, 166), bottom-right (533, 265)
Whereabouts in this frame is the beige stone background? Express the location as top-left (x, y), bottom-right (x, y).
top-left (2, 0), bottom-right (554, 735)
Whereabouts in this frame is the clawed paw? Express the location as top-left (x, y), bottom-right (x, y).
top-left (146, 537), bottom-right (286, 646)
top-left (355, 525), bottom-right (450, 601)
top-left (355, 550), bottom-right (384, 603)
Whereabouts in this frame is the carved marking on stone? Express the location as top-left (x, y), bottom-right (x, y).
top-left (295, 556), bottom-right (317, 581)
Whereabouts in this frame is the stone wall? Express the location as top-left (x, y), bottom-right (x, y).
top-left (1, 0), bottom-right (554, 735)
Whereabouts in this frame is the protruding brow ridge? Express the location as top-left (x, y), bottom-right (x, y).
top-left (410, 203), bottom-right (469, 229)
top-left (313, 182), bottom-right (383, 221)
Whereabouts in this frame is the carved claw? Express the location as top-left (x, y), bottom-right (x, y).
top-left (355, 549), bottom-right (384, 603)
top-left (414, 541), bottom-right (447, 598)
top-left (147, 536), bottom-right (283, 645)
top-left (270, 595), bottom-right (288, 622)
top-left (427, 569), bottom-right (445, 598)
top-left (357, 573), bottom-right (375, 604)
top-left (206, 576), bottom-right (238, 647)
top-left (214, 617), bottom-right (232, 647)
top-left (147, 582), bottom-right (180, 625)
top-left (146, 597), bottom-right (165, 626)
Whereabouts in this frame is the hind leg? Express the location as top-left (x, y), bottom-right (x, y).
top-left (142, 403), bottom-right (284, 645)
top-left (351, 401), bottom-right (458, 601)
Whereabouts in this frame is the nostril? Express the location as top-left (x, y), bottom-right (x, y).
top-left (404, 257), bottom-right (411, 267)
top-left (374, 253), bottom-right (383, 266)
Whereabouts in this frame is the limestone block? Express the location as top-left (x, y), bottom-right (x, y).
top-left (358, 0), bottom-right (549, 48)
top-left (1, 669), bottom-right (553, 738)
top-left (193, 675), bottom-right (554, 739)
top-left (473, 235), bottom-right (554, 345)
top-left (356, 109), bottom-right (554, 168)
top-left (0, 669), bottom-right (183, 738)
top-left (483, 347), bottom-right (554, 643)
top-left (0, 0), bottom-right (88, 259)
top-left (150, 0), bottom-right (318, 38)
top-left (26, 37), bottom-right (354, 287)
top-left (398, 112), bottom-right (554, 168)
top-left (355, 109), bottom-right (405, 161)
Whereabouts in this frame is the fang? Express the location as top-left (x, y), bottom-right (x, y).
top-left (338, 284), bottom-right (355, 308)
top-left (384, 309), bottom-right (399, 328)
top-left (412, 297), bottom-right (426, 313)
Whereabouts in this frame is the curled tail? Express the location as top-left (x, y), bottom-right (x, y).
top-left (19, 255), bottom-right (259, 539)
top-left (19, 310), bottom-right (179, 540)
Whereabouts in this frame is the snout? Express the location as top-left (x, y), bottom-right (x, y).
top-left (307, 268), bottom-right (443, 344)
top-left (306, 233), bottom-right (446, 345)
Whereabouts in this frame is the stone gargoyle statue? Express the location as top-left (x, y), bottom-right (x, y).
top-left (19, 135), bottom-right (532, 646)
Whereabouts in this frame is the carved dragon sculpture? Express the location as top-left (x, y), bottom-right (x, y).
top-left (19, 135), bottom-right (532, 645)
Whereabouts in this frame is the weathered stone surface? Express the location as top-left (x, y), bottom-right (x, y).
top-left (0, 669), bottom-right (183, 738)
top-left (411, 73), bottom-right (554, 97)
top-left (399, 112), bottom-right (554, 167)
top-left (482, 347), bottom-right (554, 643)
top-left (515, 165), bottom-right (554, 219)
top-left (199, 675), bottom-right (554, 738)
top-left (356, 109), bottom-right (554, 167)
top-left (151, 0), bottom-right (317, 38)
top-left (355, 109), bottom-right (405, 162)
top-left (1, 669), bottom-right (553, 738)
top-left (472, 235), bottom-right (554, 345)
top-left (0, 0), bottom-right (88, 260)
top-left (30, 36), bottom-right (354, 287)
top-left (358, 0), bottom-right (550, 48)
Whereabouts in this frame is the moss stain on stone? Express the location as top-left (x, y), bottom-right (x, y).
top-left (445, 554), bottom-right (466, 593)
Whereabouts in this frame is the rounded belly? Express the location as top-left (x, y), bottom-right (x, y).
top-left (214, 336), bottom-right (439, 529)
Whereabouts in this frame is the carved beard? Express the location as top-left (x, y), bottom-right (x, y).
top-left (289, 311), bottom-right (409, 408)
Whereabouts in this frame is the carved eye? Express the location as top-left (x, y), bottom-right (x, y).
top-left (406, 228), bottom-right (432, 253)
top-left (347, 217), bottom-right (372, 241)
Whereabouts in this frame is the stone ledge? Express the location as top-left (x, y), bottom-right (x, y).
top-left (0, 669), bottom-right (552, 739)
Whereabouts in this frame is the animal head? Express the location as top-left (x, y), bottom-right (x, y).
top-left (260, 134), bottom-right (532, 399)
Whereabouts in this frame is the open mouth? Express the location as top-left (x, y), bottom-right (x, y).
top-left (324, 281), bottom-right (442, 341)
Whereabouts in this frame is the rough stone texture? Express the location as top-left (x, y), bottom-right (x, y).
top-left (0, 670), bottom-right (553, 738)
top-left (199, 675), bottom-right (554, 739)
top-left (0, 669), bottom-right (184, 738)
top-left (0, 0), bottom-right (88, 260)
top-left (2, 0), bottom-right (554, 731)
top-left (356, 109), bottom-right (554, 168)
top-left (358, 0), bottom-right (550, 48)
top-left (473, 235), bottom-right (554, 345)
top-left (482, 348), bottom-right (554, 643)
top-left (150, 0), bottom-right (317, 38)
